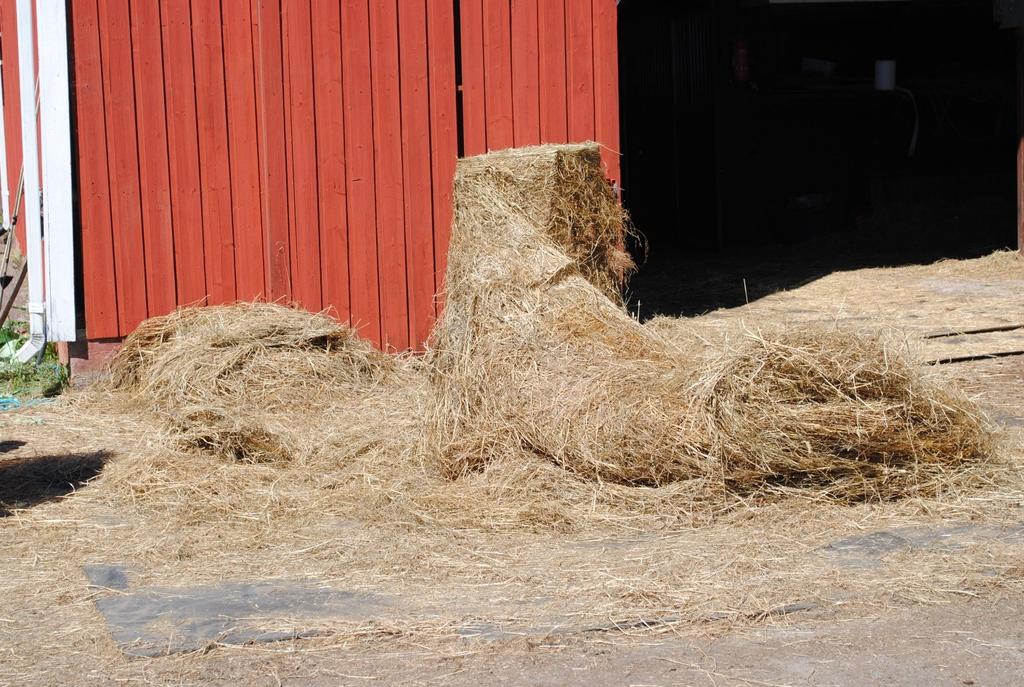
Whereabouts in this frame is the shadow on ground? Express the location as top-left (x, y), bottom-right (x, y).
top-left (629, 234), bottom-right (1012, 319)
top-left (0, 449), bottom-right (111, 515)
top-left (627, 189), bottom-right (1017, 318)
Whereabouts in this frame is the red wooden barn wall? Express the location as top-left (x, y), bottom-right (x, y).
top-left (0, 0), bottom-right (29, 253)
top-left (460, 0), bottom-right (620, 181)
top-left (0, 0), bottom-right (619, 350)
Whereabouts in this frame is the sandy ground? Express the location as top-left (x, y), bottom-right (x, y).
top-left (1, 251), bottom-right (1022, 686)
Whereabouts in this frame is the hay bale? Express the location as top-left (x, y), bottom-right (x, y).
top-left (428, 142), bottom-right (990, 496)
top-left (427, 144), bottom-right (711, 484)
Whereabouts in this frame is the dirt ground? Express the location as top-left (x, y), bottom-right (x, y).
top-left (1, 250), bottom-right (1022, 686)
top-left (86, 596), bottom-right (1022, 686)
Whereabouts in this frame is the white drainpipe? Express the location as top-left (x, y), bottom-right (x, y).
top-left (14, 0), bottom-right (44, 362)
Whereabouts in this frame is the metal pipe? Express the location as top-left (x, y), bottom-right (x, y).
top-left (13, 0), bottom-right (43, 362)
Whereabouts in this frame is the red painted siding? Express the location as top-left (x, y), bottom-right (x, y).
top-left (511, 0), bottom-right (540, 147)
top-left (311, 0), bottom-right (351, 323)
top-left (427, 0), bottom-right (457, 306)
top-left (0, 0), bottom-right (25, 252)
top-left (130, 0), bottom-right (176, 318)
top-left (462, 0), bottom-right (617, 184)
top-left (223, 0), bottom-right (266, 302)
top-left (283, 0), bottom-right (322, 312)
top-left (69, 0), bottom-right (119, 338)
top-left (97, 0), bottom-right (148, 333)
top-left (370, 0), bottom-right (409, 351)
top-left (341, 0), bottom-right (381, 346)
top-left (399, 0), bottom-right (436, 349)
top-left (161, 0), bottom-right (207, 308)
top-left (1, 0), bottom-right (618, 349)
top-left (482, 0), bottom-right (514, 150)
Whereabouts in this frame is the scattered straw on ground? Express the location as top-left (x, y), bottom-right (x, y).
top-left (70, 142), bottom-right (993, 531)
top-left (0, 144), bottom-right (1020, 683)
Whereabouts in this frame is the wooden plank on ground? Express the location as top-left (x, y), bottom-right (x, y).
top-left (283, 0), bottom-right (322, 311)
top-left (311, 0), bottom-right (351, 323)
top-left (191, 0), bottom-right (237, 305)
top-left (511, 0), bottom-right (540, 147)
top-left (129, 0), bottom-right (176, 317)
top-left (222, 0), bottom-right (266, 301)
top-left (538, 0), bottom-right (568, 143)
top-left (459, 0), bottom-right (486, 155)
top-left (399, 0), bottom-right (434, 349)
top-left (70, 0), bottom-right (118, 338)
top-left (97, 0), bottom-right (148, 333)
top-left (427, 0), bottom-right (457, 304)
top-left (341, 0), bottom-right (381, 345)
top-left (565, 0), bottom-right (595, 142)
top-left (922, 330), bottom-right (1024, 365)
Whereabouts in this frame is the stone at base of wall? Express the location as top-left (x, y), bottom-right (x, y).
top-left (68, 338), bottom-right (122, 389)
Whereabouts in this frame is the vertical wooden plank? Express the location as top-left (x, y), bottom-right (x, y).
top-left (427, 0), bottom-right (457, 303)
top-left (458, 0), bottom-right (486, 155)
top-left (369, 0), bottom-right (407, 350)
top-left (278, 0), bottom-right (294, 303)
top-left (97, 0), bottom-right (147, 333)
top-left (565, 0), bottom-right (595, 143)
top-left (398, 0), bottom-right (433, 349)
top-left (129, 0), bottom-right (176, 317)
top-left (482, 0), bottom-right (513, 149)
top-left (282, 0), bottom-right (322, 311)
top-left (253, 0), bottom-right (290, 300)
top-left (279, 0), bottom-right (296, 300)
top-left (311, 0), bottom-right (350, 322)
top-left (191, 0), bottom-right (236, 305)
top-left (592, 0), bottom-right (619, 181)
top-left (341, 0), bottom-right (381, 345)
top-left (538, 0), bottom-right (567, 143)
top-left (70, 0), bottom-right (118, 337)
top-left (160, 0), bottom-right (206, 306)
top-left (222, 0), bottom-right (265, 301)
top-left (511, 0), bottom-right (540, 147)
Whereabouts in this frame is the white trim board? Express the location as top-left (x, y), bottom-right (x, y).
top-left (37, 0), bottom-right (76, 341)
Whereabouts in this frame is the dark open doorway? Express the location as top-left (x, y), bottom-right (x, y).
top-left (619, 0), bottom-right (1019, 317)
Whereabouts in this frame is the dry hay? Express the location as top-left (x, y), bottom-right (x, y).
top-left (94, 143), bottom-right (992, 529)
top-left (109, 302), bottom-right (396, 406)
top-left (104, 303), bottom-right (420, 466)
top-left (701, 330), bottom-right (989, 499)
top-left (426, 144), bottom-right (709, 485)
top-left (426, 143), bottom-right (989, 499)
top-left (1, 148), bottom-right (1016, 686)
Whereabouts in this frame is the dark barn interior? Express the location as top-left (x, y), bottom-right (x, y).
top-left (619, 0), bottom-right (1019, 316)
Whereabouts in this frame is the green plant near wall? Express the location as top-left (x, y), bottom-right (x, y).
top-left (0, 321), bottom-right (67, 399)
